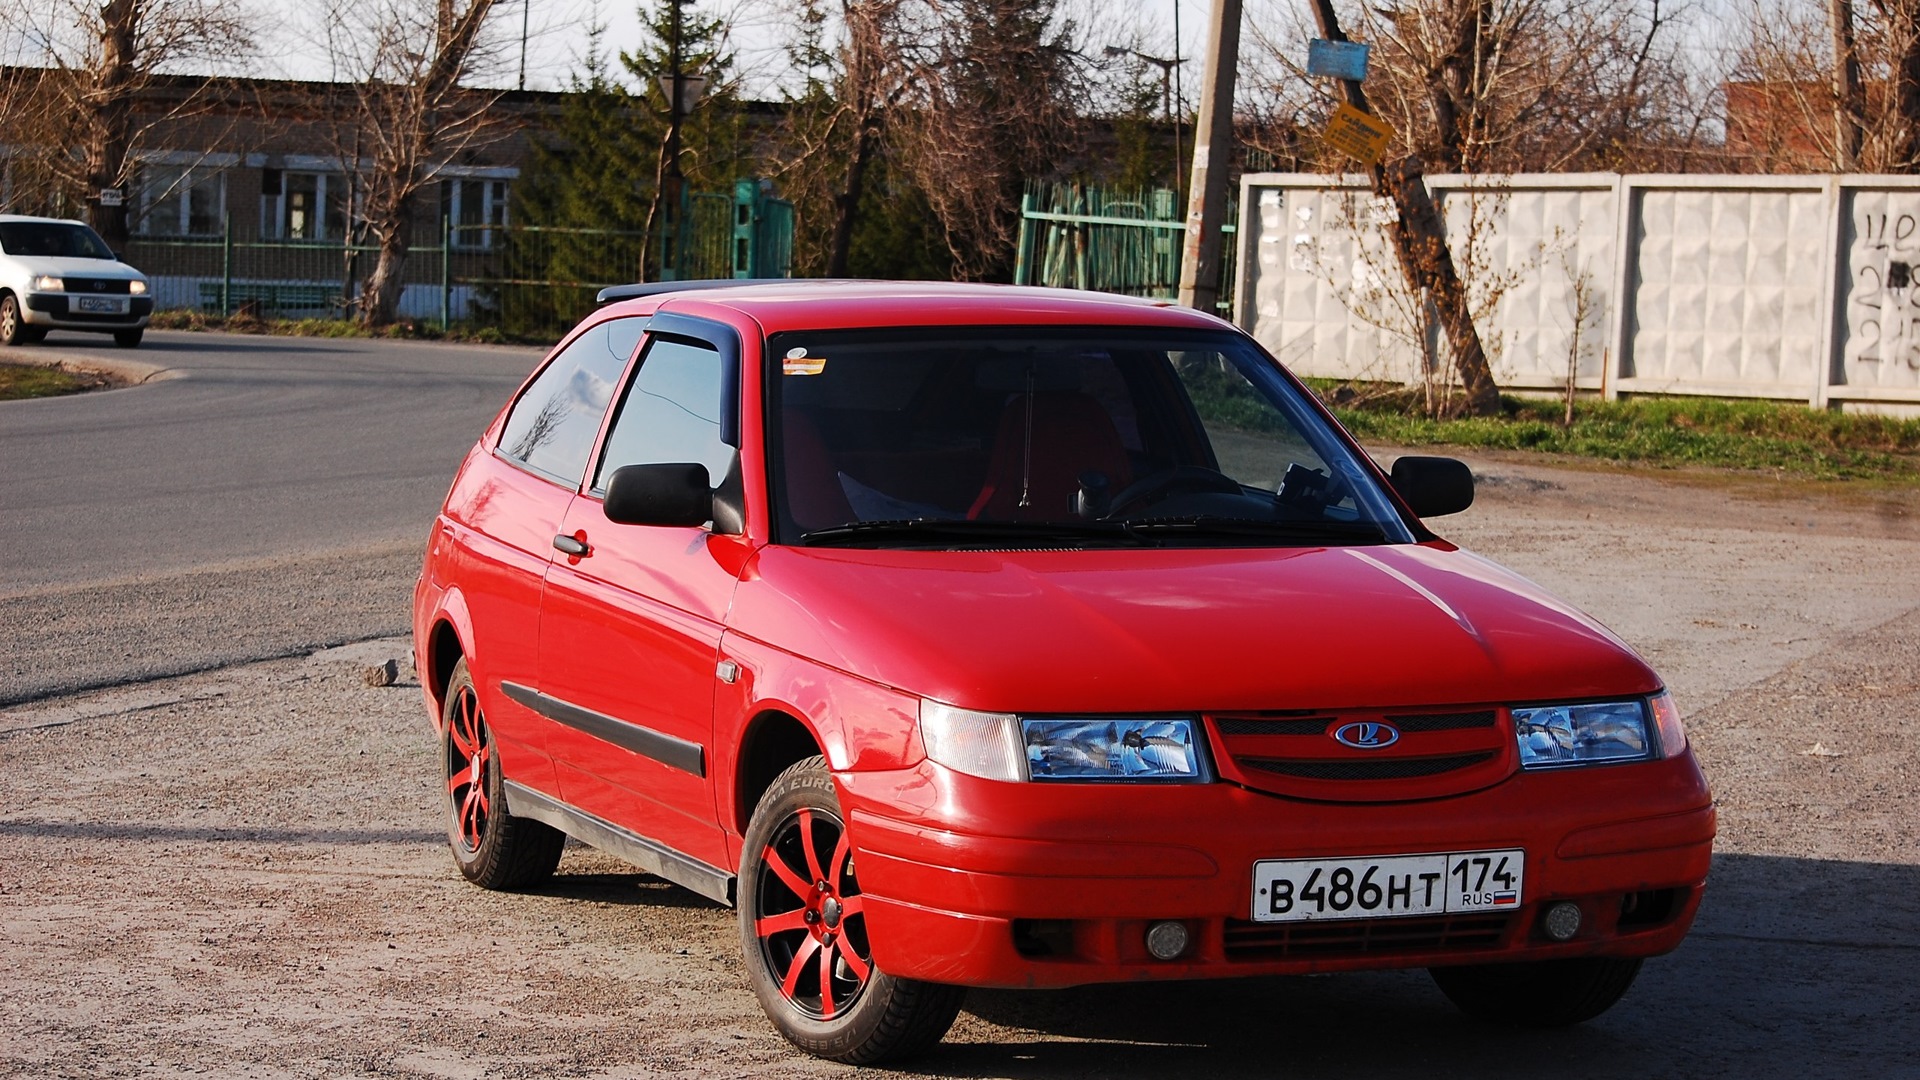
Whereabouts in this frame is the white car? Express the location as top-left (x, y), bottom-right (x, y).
top-left (0, 214), bottom-right (152, 348)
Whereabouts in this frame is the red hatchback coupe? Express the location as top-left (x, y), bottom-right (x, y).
top-left (412, 281), bottom-right (1714, 1063)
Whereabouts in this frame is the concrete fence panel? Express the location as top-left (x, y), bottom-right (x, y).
top-left (1236, 172), bottom-right (1920, 411)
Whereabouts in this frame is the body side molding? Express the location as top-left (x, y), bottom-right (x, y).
top-left (503, 780), bottom-right (735, 906)
top-left (500, 681), bottom-right (706, 777)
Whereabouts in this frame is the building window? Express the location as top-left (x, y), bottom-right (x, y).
top-left (136, 167), bottom-right (225, 236)
top-left (264, 171), bottom-right (351, 240)
top-left (447, 178), bottom-right (508, 249)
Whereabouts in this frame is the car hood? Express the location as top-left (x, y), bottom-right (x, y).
top-left (12, 256), bottom-right (142, 279)
top-left (729, 541), bottom-right (1660, 713)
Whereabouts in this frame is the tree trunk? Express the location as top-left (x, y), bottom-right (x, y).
top-left (1883, 0), bottom-right (1920, 169)
top-left (1305, 0), bottom-right (1501, 416)
top-left (362, 204), bottom-right (414, 327)
top-left (826, 120), bottom-right (879, 277)
top-left (85, 0), bottom-right (139, 252)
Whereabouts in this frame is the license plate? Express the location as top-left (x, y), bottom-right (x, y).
top-left (76, 296), bottom-right (127, 314)
top-left (1251, 848), bottom-right (1525, 922)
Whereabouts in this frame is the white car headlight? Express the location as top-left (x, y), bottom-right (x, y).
top-left (30, 274), bottom-right (64, 292)
top-left (920, 701), bottom-right (1209, 783)
top-left (1513, 698), bottom-right (1659, 769)
top-left (128, 279), bottom-right (148, 295)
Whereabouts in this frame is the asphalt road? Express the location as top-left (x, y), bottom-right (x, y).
top-left (0, 331), bottom-right (545, 705)
top-left (3, 336), bottom-right (1918, 1078)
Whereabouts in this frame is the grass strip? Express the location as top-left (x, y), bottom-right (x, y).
top-left (147, 309), bottom-right (534, 345)
top-left (1324, 391), bottom-right (1920, 483)
top-left (0, 362), bottom-right (106, 401)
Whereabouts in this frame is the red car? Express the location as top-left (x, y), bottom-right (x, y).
top-left (412, 281), bottom-right (1714, 1063)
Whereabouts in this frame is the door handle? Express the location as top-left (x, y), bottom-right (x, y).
top-left (553, 534), bottom-right (591, 557)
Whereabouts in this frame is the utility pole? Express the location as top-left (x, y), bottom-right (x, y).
top-left (1176, 0), bottom-right (1241, 314)
top-left (1303, 0), bottom-right (1499, 416)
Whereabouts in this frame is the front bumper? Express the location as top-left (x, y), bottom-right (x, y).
top-left (835, 755), bottom-right (1714, 989)
top-left (24, 292), bottom-right (152, 328)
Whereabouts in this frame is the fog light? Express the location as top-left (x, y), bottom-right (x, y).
top-left (1145, 920), bottom-right (1190, 960)
top-left (1543, 901), bottom-right (1583, 941)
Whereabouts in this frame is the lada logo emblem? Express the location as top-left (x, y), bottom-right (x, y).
top-left (1332, 721), bottom-right (1399, 749)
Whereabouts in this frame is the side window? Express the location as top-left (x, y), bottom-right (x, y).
top-left (593, 336), bottom-right (733, 492)
top-left (499, 318), bottom-right (645, 485)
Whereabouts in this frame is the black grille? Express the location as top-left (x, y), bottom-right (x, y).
top-left (1241, 751), bottom-right (1495, 780)
top-left (1224, 913), bottom-right (1511, 959)
top-left (1391, 710), bottom-right (1498, 732)
top-left (1214, 716), bottom-right (1333, 736)
top-left (65, 278), bottom-right (132, 294)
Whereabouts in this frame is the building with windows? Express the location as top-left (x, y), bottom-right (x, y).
top-left (0, 69), bottom-right (557, 319)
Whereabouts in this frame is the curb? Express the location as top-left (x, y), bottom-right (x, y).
top-left (1, 349), bottom-right (180, 387)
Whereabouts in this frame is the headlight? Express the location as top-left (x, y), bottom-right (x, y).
top-left (30, 275), bottom-right (63, 291)
top-left (1513, 699), bottom-right (1654, 769)
top-left (919, 702), bottom-right (1209, 782)
top-left (128, 279), bottom-right (148, 295)
top-left (1024, 717), bottom-right (1206, 781)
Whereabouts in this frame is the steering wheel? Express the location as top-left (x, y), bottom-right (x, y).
top-left (1104, 466), bottom-right (1243, 517)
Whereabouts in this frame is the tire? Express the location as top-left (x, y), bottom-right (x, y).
top-left (441, 658), bottom-right (564, 889)
top-left (1430, 956), bottom-right (1644, 1026)
top-left (739, 756), bottom-right (964, 1064)
top-left (0, 294), bottom-right (27, 346)
top-left (113, 327), bottom-right (143, 348)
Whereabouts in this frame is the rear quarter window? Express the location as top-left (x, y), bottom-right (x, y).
top-left (499, 317), bottom-right (644, 486)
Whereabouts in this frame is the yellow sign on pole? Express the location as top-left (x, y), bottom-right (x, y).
top-left (1322, 101), bottom-right (1394, 166)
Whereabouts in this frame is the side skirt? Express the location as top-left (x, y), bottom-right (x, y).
top-left (504, 780), bottom-right (735, 907)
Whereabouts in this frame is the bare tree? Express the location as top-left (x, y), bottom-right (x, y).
top-left (0, 0), bottom-right (253, 247)
top-left (1247, 0), bottom-right (1706, 174)
top-left (324, 0), bottom-right (509, 326)
top-left (904, 0), bottom-right (1088, 280)
top-left (1728, 0), bottom-right (1920, 171)
top-left (773, 0), bottom-right (937, 277)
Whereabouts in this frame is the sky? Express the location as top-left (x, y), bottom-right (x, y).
top-left (250, 0), bottom-right (1215, 97)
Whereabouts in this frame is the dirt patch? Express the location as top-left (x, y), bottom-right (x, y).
top-left (1, 463), bottom-right (1916, 1078)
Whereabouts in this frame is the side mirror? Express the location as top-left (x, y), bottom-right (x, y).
top-left (603, 463), bottom-right (712, 527)
top-left (1390, 456), bottom-right (1474, 518)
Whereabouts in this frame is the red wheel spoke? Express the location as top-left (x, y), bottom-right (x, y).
top-left (797, 809), bottom-right (827, 885)
top-left (836, 895), bottom-right (864, 918)
top-left (829, 833), bottom-right (851, 885)
top-left (755, 908), bottom-right (809, 938)
top-left (819, 940), bottom-right (837, 1018)
top-left (838, 941), bottom-right (871, 981)
top-left (447, 770), bottom-right (468, 796)
top-left (450, 719), bottom-right (478, 758)
top-left (763, 845), bottom-right (812, 899)
top-left (779, 935), bottom-right (821, 999)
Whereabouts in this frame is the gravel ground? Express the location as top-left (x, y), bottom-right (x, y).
top-left (2, 458), bottom-right (1917, 1079)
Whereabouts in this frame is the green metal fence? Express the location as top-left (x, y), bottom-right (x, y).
top-left (1013, 183), bottom-right (1237, 315)
top-left (126, 180), bottom-right (794, 336)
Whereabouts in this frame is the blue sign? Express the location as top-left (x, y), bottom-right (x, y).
top-left (1307, 39), bottom-right (1370, 82)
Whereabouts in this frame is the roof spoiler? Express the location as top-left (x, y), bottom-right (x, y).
top-left (591, 276), bottom-right (787, 303)
top-left (595, 278), bottom-right (868, 305)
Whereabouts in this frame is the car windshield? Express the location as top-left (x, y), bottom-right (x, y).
top-left (0, 221), bottom-right (115, 259)
top-left (766, 326), bottom-right (1414, 548)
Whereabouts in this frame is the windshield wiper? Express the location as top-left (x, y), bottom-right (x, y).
top-left (800, 518), bottom-right (1143, 548)
top-left (1120, 515), bottom-right (1390, 544)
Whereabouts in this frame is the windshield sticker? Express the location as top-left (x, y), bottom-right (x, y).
top-left (783, 346), bottom-right (826, 376)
